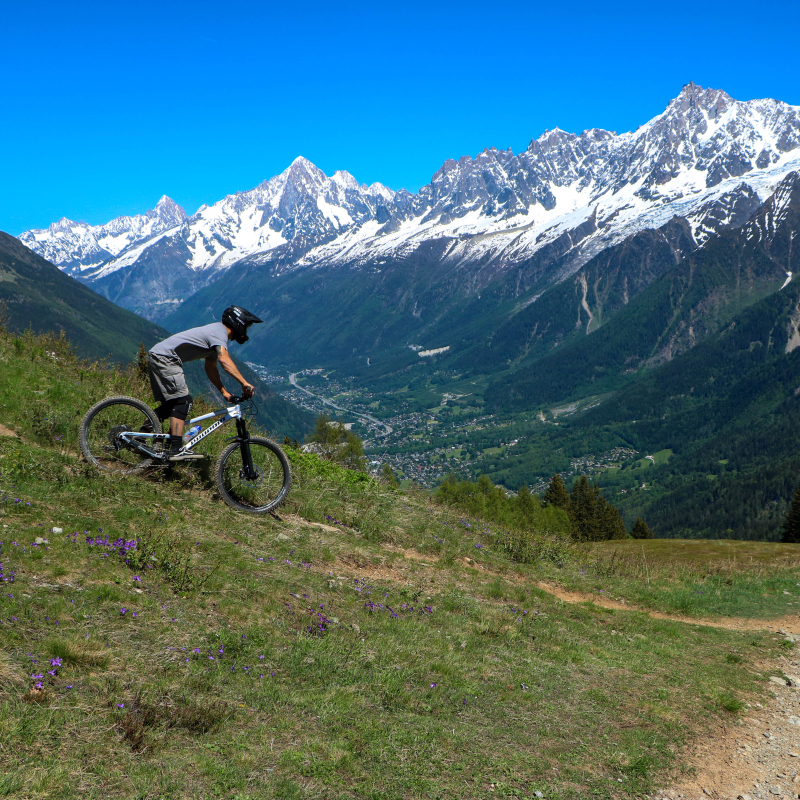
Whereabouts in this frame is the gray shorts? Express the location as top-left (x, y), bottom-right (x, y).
top-left (147, 352), bottom-right (189, 404)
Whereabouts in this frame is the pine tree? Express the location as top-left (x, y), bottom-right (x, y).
top-left (381, 463), bottom-right (399, 487)
top-left (602, 499), bottom-right (628, 540)
top-left (631, 517), bottom-right (654, 539)
top-left (781, 485), bottom-right (800, 543)
top-left (569, 476), bottom-right (595, 541)
top-left (305, 413), bottom-right (366, 470)
top-left (513, 485), bottom-right (538, 528)
top-left (568, 476), bottom-right (627, 541)
top-left (543, 474), bottom-right (570, 510)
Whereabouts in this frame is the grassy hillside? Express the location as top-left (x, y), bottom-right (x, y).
top-left (0, 232), bottom-right (169, 363)
top-left (0, 231), bottom-right (313, 438)
top-left (0, 324), bottom-right (798, 798)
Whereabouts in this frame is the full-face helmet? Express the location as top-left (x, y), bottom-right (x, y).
top-left (222, 306), bottom-right (263, 344)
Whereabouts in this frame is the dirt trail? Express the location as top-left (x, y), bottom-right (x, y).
top-left (535, 581), bottom-right (800, 800)
top-left (535, 581), bottom-right (800, 635)
top-left (288, 522), bottom-right (800, 798)
top-left (662, 661), bottom-right (800, 800)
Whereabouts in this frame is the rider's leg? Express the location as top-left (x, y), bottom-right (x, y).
top-left (146, 354), bottom-right (200, 460)
top-left (166, 395), bottom-right (196, 460)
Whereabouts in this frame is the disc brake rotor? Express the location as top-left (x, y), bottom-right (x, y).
top-left (239, 465), bottom-right (263, 486)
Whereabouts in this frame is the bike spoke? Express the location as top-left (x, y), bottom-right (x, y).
top-left (82, 401), bottom-right (162, 473)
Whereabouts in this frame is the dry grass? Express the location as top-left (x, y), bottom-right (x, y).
top-left (45, 638), bottom-right (111, 669)
top-left (595, 537), bottom-right (800, 567)
top-left (0, 649), bottom-right (25, 688)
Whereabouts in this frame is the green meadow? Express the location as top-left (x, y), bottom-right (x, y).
top-left (0, 327), bottom-right (797, 799)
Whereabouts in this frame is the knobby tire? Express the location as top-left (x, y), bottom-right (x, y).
top-left (79, 396), bottom-right (161, 474)
top-left (214, 436), bottom-right (292, 513)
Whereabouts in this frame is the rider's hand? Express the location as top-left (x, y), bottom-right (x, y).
top-left (242, 383), bottom-right (255, 399)
top-left (222, 388), bottom-right (234, 403)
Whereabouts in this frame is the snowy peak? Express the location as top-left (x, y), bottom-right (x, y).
top-left (99, 157), bottom-right (403, 278)
top-left (670, 81), bottom-right (732, 117)
top-left (49, 217), bottom-right (78, 234)
top-left (743, 171), bottom-right (800, 246)
top-left (684, 183), bottom-right (763, 246)
top-left (153, 195), bottom-right (187, 228)
top-left (16, 84), bottom-right (800, 325)
top-left (19, 196), bottom-right (187, 273)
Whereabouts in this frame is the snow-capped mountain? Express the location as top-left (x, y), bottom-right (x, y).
top-left (18, 83), bottom-right (800, 322)
top-left (286, 82), bottom-right (800, 279)
top-left (19, 196), bottom-right (187, 275)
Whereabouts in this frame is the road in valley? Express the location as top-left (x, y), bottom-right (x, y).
top-left (289, 372), bottom-right (393, 435)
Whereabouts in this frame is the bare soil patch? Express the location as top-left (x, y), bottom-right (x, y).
top-left (661, 664), bottom-right (800, 800)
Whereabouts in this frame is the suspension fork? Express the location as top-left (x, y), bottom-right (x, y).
top-left (236, 418), bottom-right (257, 479)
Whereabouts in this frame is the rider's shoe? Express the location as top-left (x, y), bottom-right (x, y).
top-left (167, 449), bottom-right (205, 462)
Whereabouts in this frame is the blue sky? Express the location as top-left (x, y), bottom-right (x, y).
top-left (3, 0), bottom-right (799, 233)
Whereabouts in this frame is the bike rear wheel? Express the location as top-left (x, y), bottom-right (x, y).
top-left (214, 436), bottom-right (292, 513)
top-left (79, 396), bottom-right (162, 474)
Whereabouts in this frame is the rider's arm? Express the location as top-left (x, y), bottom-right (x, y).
top-left (205, 348), bottom-right (254, 400)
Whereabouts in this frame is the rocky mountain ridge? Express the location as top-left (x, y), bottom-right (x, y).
top-left (18, 83), bottom-right (800, 325)
top-left (19, 195), bottom-right (187, 275)
top-left (485, 169), bottom-right (800, 411)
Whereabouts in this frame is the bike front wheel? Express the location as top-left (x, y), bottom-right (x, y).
top-left (79, 396), bottom-right (162, 474)
top-left (214, 437), bottom-right (292, 513)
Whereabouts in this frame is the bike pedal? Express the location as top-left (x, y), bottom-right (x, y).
top-left (167, 451), bottom-right (206, 462)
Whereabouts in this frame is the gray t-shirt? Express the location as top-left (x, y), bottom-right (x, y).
top-left (150, 322), bottom-right (229, 365)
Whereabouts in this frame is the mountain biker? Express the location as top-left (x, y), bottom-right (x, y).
top-left (146, 306), bottom-right (263, 461)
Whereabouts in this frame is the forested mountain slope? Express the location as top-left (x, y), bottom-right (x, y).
top-left (0, 231), bottom-right (167, 361)
top-left (486, 272), bottom-right (800, 539)
top-left (486, 172), bottom-right (800, 412)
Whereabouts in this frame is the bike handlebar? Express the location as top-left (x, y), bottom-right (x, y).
top-left (227, 392), bottom-right (254, 404)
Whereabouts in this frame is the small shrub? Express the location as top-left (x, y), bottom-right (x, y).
top-left (496, 527), bottom-right (576, 567)
top-left (22, 687), bottom-right (50, 705)
top-left (624, 754), bottom-right (653, 777)
top-left (304, 413), bottom-right (366, 470)
top-left (487, 579), bottom-right (506, 600)
top-left (106, 522), bottom-right (220, 594)
top-left (287, 449), bottom-right (373, 488)
top-left (118, 693), bottom-right (230, 751)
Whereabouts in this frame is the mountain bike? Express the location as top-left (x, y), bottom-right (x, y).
top-left (78, 395), bottom-right (291, 514)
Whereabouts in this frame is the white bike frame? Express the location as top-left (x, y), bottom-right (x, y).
top-left (119, 403), bottom-right (243, 457)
